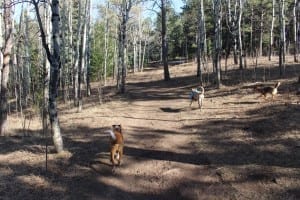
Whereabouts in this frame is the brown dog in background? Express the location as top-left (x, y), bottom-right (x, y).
top-left (106, 125), bottom-right (124, 168)
top-left (255, 82), bottom-right (281, 100)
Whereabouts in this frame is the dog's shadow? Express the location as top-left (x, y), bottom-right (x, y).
top-left (223, 101), bottom-right (258, 105)
top-left (90, 153), bottom-right (124, 175)
top-left (160, 107), bottom-right (183, 113)
top-left (92, 152), bottom-right (111, 167)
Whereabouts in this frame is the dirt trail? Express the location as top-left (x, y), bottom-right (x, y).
top-left (1, 62), bottom-right (300, 200)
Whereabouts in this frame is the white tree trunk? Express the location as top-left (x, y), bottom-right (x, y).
top-left (213, 0), bottom-right (221, 88)
top-left (269, 0), bottom-right (275, 60)
top-left (238, 0), bottom-right (243, 70)
top-left (293, 0), bottom-right (298, 62)
top-left (197, 0), bottom-right (205, 80)
top-left (117, 0), bottom-right (132, 93)
top-left (138, 6), bottom-right (142, 71)
top-left (74, 0), bottom-right (82, 107)
top-left (43, 1), bottom-right (51, 132)
top-left (279, 0), bottom-right (286, 76)
top-left (259, 9), bottom-right (264, 57)
top-left (33, 0), bottom-right (64, 153)
top-left (78, 0), bottom-right (89, 112)
top-left (161, 0), bottom-right (170, 81)
top-left (104, 1), bottom-right (110, 85)
top-left (133, 33), bottom-right (137, 73)
top-left (86, 0), bottom-right (91, 96)
top-left (0, 0), bottom-right (13, 136)
top-left (0, 0), bottom-right (4, 93)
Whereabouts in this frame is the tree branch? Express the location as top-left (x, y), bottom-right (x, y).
top-left (31, 0), bottom-right (52, 65)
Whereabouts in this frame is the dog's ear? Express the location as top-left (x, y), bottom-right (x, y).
top-left (117, 124), bottom-right (122, 132)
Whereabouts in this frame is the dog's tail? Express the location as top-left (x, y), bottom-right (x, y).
top-left (106, 130), bottom-right (116, 140)
top-left (274, 82), bottom-right (281, 89)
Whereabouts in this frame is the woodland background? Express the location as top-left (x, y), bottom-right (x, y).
top-left (0, 0), bottom-right (299, 199)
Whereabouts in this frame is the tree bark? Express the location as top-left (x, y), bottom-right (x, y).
top-left (269, 0), bottom-right (275, 60)
top-left (259, 10), bottom-right (264, 57)
top-left (197, 0), bottom-right (205, 83)
top-left (279, 0), bottom-right (286, 76)
top-left (86, 0), bottom-right (91, 96)
top-left (293, 0), bottom-right (298, 62)
top-left (117, 0), bottom-right (132, 93)
top-left (0, 0), bottom-right (13, 136)
top-left (33, 0), bottom-right (63, 153)
top-left (104, 1), bottom-right (110, 85)
top-left (42, 1), bottom-right (51, 133)
top-left (73, 0), bottom-right (83, 107)
top-left (49, 0), bottom-right (63, 153)
top-left (213, 0), bottom-right (221, 88)
top-left (161, 0), bottom-right (170, 81)
top-left (238, 0), bottom-right (243, 70)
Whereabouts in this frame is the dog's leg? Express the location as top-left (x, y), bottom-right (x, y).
top-left (110, 145), bottom-right (119, 166)
top-left (199, 98), bottom-right (203, 110)
top-left (117, 145), bottom-right (124, 166)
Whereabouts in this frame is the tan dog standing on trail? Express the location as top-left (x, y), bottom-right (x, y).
top-left (106, 125), bottom-right (124, 168)
top-left (190, 86), bottom-right (205, 109)
top-left (255, 82), bottom-right (281, 100)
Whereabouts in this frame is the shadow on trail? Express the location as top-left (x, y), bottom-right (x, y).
top-left (125, 146), bottom-right (211, 165)
top-left (160, 107), bottom-right (183, 113)
top-left (183, 103), bottom-right (300, 168)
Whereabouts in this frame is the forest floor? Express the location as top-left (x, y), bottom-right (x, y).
top-left (1, 57), bottom-right (300, 200)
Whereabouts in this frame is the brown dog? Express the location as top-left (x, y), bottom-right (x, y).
top-left (255, 82), bottom-right (281, 100)
top-left (106, 125), bottom-right (124, 168)
top-left (190, 86), bottom-right (205, 109)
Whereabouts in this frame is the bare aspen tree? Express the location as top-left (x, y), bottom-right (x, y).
top-left (117, 0), bottom-right (133, 93)
top-left (67, 0), bottom-right (73, 101)
top-left (282, 0), bottom-right (286, 65)
top-left (86, 0), bottom-right (91, 96)
top-left (0, 0), bottom-right (13, 136)
top-left (213, 0), bottom-right (221, 88)
top-left (297, 0), bottom-right (300, 63)
top-left (197, 0), bottom-right (206, 82)
top-left (141, 20), bottom-right (151, 71)
top-left (104, 1), bottom-right (110, 85)
top-left (226, 0), bottom-right (238, 65)
top-left (129, 4), bottom-right (144, 73)
top-left (74, 0), bottom-right (83, 107)
top-left (33, 0), bottom-right (64, 153)
top-left (16, 6), bottom-right (24, 114)
top-left (279, 0), bottom-right (286, 76)
top-left (42, 1), bottom-right (51, 133)
top-left (269, 0), bottom-right (275, 61)
top-left (138, 5), bottom-right (143, 71)
top-left (0, 0), bottom-right (3, 90)
top-left (15, 5), bottom-right (30, 113)
top-left (24, 7), bottom-right (30, 107)
top-left (132, 25), bottom-right (138, 73)
top-left (61, 0), bottom-right (69, 103)
top-left (250, 5), bottom-right (253, 57)
top-left (113, 22), bottom-right (118, 80)
top-left (259, 3), bottom-right (264, 57)
top-left (161, 0), bottom-right (170, 81)
top-left (238, 0), bottom-right (244, 70)
top-left (12, 44), bottom-right (18, 114)
top-left (293, 0), bottom-right (298, 62)
top-left (77, 0), bottom-right (90, 112)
